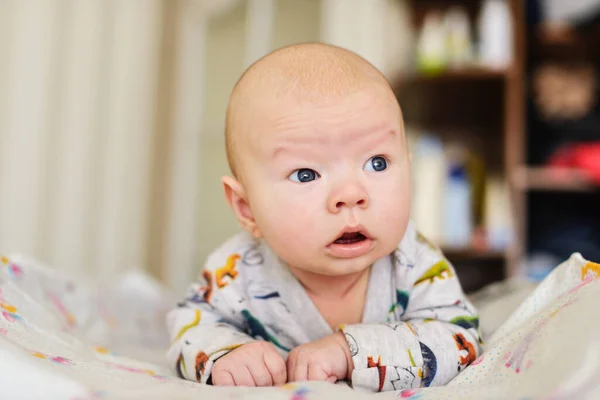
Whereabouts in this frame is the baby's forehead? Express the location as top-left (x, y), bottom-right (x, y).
top-left (240, 81), bottom-right (400, 139)
top-left (225, 43), bottom-right (397, 176)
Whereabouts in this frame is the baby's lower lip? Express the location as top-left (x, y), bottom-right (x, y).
top-left (326, 238), bottom-right (373, 258)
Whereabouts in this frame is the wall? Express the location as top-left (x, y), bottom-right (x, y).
top-left (0, 0), bottom-right (165, 279)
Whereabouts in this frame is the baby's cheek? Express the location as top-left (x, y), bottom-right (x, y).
top-left (256, 193), bottom-right (318, 239)
top-left (263, 218), bottom-right (318, 267)
top-left (374, 183), bottom-right (410, 233)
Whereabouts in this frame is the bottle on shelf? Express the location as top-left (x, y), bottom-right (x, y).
top-left (477, 0), bottom-right (513, 70)
top-left (443, 162), bottom-right (473, 248)
top-left (411, 133), bottom-right (446, 244)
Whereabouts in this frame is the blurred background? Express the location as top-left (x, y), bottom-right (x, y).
top-left (0, 0), bottom-right (598, 294)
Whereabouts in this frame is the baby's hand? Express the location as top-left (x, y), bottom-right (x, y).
top-left (211, 341), bottom-right (287, 387)
top-left (286, 332), bottom-right (353, 383)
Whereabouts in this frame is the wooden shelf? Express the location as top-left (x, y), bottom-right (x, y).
top-left (441, 247), bottom-right (506, 261)
top-left (513, 166), bottom-right (598, 192)
top-left (398, 67), bottom-right (508, 85)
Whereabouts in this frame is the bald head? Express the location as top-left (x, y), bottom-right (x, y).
top-left (225, 43), bottom-right (395, 178)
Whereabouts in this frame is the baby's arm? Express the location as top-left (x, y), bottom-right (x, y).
top-left (167, 240), bottom-right (287, 386)
top-left (167, 279), bottom-right (256, 384)
top-left (340, 240), bottom-right (482, 392)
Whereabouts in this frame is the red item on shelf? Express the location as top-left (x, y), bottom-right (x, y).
top-left (547, 142), bottom-right (600, 184)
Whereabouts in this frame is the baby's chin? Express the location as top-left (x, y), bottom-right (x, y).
top-left (294, 252), bottom-right (381, 277)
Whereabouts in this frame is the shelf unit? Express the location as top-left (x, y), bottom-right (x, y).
top-left (400, 67), bottom-right (508, 83)
top-left (441, 247), bottom-right (506, 261)
top-left (513, 166), bottom-right (598, 192)
top-left (393, 0), bottom-right (526, 288)
top-left (396, 0), bottom-right (600, 285)
top-left (522, 13), bottom-right (600, 268)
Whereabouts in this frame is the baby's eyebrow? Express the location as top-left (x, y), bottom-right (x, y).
top-left (362, 129), bottom-right (398, 148)
top-left (271, 136), bottom-right (325, 158)
top-left (271, 146), bottom-right (288, 159)
top-left (271, 144), bottom-right (309, 160)
top-left (271, 128), bottom-right (399, 159)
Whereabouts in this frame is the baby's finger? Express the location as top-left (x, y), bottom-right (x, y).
top-left (211, 370), bottom-right (235, 386)
top-left (229, 365), bottom-right (256, 387)
top-left (326, 376), bottom-right (338, 383)
top-left (263, 350), bottom-right (287, 385)
top-left (286, 354), bottom-right (296, 382)
top-left (307, 364), bottom-right (329, 382)
top-left (290, 360), bottom-right (308, 382)
top-left (248, 362), bottom-right (273, 387)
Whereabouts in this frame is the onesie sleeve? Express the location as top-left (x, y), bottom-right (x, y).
top-left (166, 235), bottom-right (257, 384)
top-left (340, 227), bottom-right (483, 392)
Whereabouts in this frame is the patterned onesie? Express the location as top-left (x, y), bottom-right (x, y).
top-left (167, 221), bottom-right (482, 392)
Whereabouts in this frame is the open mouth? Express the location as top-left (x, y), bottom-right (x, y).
top-left (333, 232), bottom-right (367, 245)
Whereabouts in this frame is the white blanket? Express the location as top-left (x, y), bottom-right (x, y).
top-left (0, 252), bottom-right (598, 399)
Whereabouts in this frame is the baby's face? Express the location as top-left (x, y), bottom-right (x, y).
top-left (240, 87), bottom-right (411, 276)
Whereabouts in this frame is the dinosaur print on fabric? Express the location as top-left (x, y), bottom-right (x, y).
top-left (419, 342), bottom-right (437, 387)
top-left (388, 290), bottom-right (410, 320)
top-left (367, 355), bottom-right (387, 392)
top-left (190, 344), bottom-right (243, 382)
top-left (168, 224), bottom-right (483, 391)
top-left (175, 353), bottom-right (187, 379)
top-left (172, 309), bottom-right (201, 343)
top-left (199, 270), bottom-right (213, 303)
top-left (216, 254), bottom-right (240, 288)
top-left (345, 333), bottom-right (359, 356)
top-left (389, 366), bottom-right (419, 391)
top-left (242, 243), bottom-right (264, 266)
top-left (253, 292), bottom-right (280, 300)
top-left (195, 351), bottom-right (209, 381)
top-left (416, 231), bottom-right (440, 252)
top-left (453, 333), bottom-right (477, 371)
top-left (414, 260), bottom-right (453, 286)
top-left (241, 309), bottom-right (290, 352)
top-left (450, 315), bottom-right (484, 344)
top-left (449, 315), bottom-right (479, 331)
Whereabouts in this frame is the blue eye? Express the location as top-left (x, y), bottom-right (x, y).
top-left (289, 168), bottom-right (320, 183)
top-left (364, 156), bottom-right (388, 172)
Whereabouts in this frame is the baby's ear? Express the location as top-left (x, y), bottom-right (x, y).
top-left (222, 176), bottom-right (262, 238)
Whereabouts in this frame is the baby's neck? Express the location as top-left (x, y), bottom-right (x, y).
top-left (288, 265), bottom-right (371, 300)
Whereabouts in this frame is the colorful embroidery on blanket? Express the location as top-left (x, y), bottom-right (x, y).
top-left (104, 362), bottom-right (170, 381)
top-left (581, 261), bottom-right (600, 281)
top-left (47, 291), bottom-right (77, 328)
top-left (94, 346), bottom-right (116, 356)
top-left (1, 256), bottom-right (23, 279)
top-left (504, 295), bottom-right (579, 373)
top-left (282, 384), bottom-right (311, 400)
top-left (31, 351), bottom-right (74, 365)
top-left (0, 288), bottom-right (23, 323)
top-left (399, 388), bottom-right (423, 399)
top-left (471, 354), bottom-right (484, 366)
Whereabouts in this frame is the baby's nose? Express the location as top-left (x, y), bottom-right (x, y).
top-left (328, 184), bottom-right (369, 213)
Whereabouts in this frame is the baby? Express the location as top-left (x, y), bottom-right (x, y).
top-left (167, 43), bottom-right (482, 392)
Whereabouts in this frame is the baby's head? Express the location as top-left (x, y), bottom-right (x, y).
top-left (222, 43), bottom-right (411, 277)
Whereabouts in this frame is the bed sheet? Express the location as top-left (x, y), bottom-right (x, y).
top-left (0, 252), bottom-right (599, 399)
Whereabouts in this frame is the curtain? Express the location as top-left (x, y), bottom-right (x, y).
top-left (0, 0), bottom-right (242, 289)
